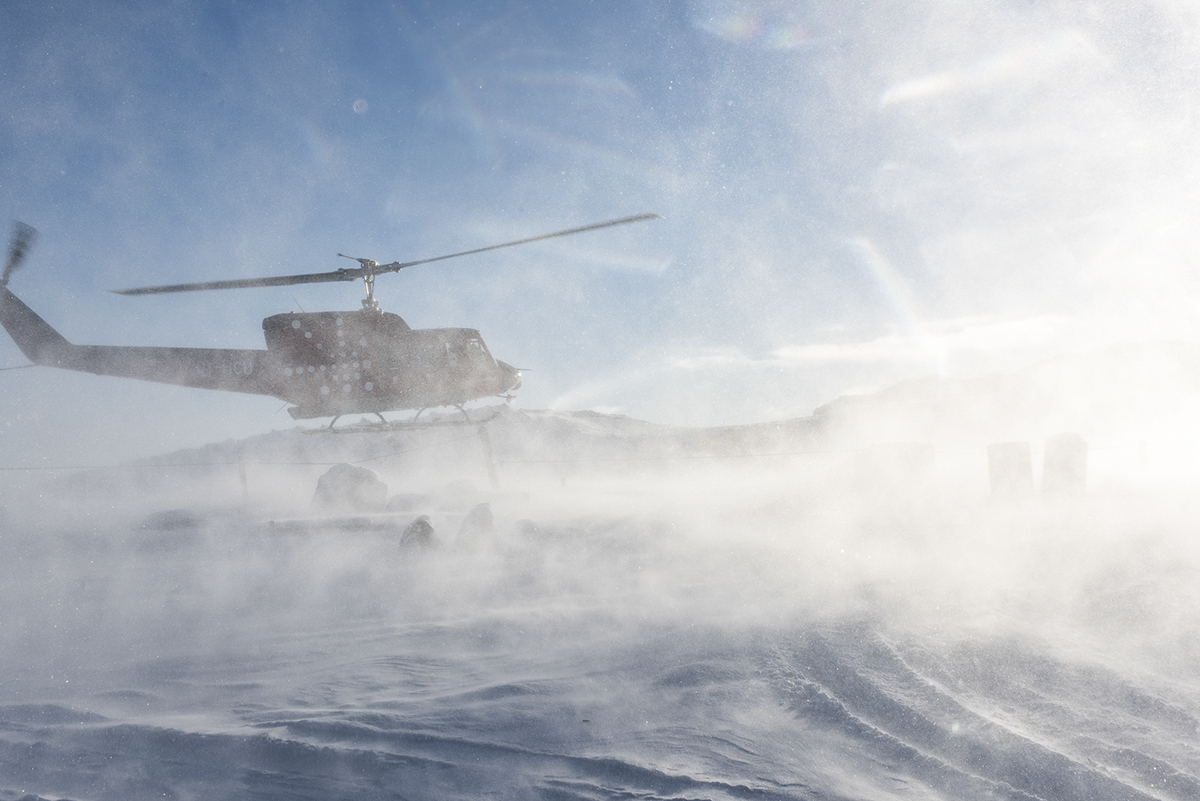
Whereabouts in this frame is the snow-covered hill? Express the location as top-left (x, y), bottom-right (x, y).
top-left (3, 344), bottom-right (1200, 800)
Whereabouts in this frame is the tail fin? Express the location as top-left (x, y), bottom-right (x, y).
top-left (0, 286), bottom-right (77, 367)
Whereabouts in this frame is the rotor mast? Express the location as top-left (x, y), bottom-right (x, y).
top-left (338, 254), bottom-right (383, 311)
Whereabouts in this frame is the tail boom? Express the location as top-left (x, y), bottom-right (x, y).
top-left (1, 286), bottom-right (285, 397)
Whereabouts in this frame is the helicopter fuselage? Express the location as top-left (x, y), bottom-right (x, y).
top-left (262, 309), bottom-right (520, 419)
top-left (0, 287), bottom-right (521, 420)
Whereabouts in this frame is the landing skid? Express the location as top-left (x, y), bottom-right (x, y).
top-left (306, 407), bottom-right (503, 435)
top-left (328, 412), bottom-right (388, 430)
top-left (412, 404), bottom-right (473, 423)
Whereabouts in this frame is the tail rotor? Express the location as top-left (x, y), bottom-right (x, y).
top-left (3, 221), bottom-right (38, 287)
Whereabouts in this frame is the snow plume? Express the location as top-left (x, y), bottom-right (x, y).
top-left (4, 371), bottom-right (1200, 797)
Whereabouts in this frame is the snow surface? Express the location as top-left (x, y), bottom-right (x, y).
top-left (4, 351), bottom-right (1200, 800)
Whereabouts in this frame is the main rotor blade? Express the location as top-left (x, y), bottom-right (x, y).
top-left (113, 268), bottom-right (362, 295)
top-left (372, 212), bottom-right (662, 275)
top-left (112, 212), bottom-right (661, 296)
top-left (3, 221), bottom-right (38, 286)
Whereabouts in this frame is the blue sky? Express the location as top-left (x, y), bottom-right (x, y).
top-left (3, 1), bottom-right (1200, 465)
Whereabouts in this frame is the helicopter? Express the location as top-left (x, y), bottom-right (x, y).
top-left (0, 213), bottom-right (659, 426)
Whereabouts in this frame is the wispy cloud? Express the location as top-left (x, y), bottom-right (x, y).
top-left (880, 30), bottom-right (1101, 107)
top-left (775, 314), bottom-right (1081, 366)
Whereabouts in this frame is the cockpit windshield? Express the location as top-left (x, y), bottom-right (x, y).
top-left (465, 336), bottom-right (495, 366)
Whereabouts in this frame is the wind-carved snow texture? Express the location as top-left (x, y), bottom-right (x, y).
top-left (3, 348), bottom-right (1200, 800)
top-left (769, 628), bottom-right (1200, 800)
